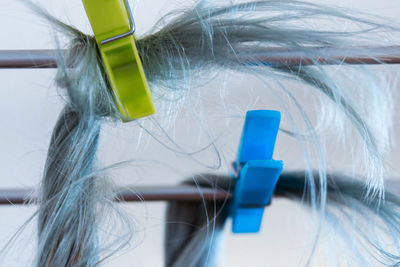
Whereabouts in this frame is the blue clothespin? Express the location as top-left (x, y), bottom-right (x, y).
top-left (231, 110), bottom-right (283, 233)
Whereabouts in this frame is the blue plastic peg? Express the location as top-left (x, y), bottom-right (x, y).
top-left (231, 110), bottom-right (283, 233)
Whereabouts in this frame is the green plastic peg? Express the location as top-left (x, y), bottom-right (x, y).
top-left (82, 0), bottom-right (155, 121)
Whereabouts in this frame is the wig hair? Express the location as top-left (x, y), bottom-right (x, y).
top-left (166, 172), bottom-right (400, 266)
top-left (4, 0), bottom-right (400, 266)
top-left (165, 175), bottom-right (231, 267)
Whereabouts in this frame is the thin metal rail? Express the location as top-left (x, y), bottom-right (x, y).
top-left (0, 50), bottom-right (59, 68)
top-left (0, 185), bottom-right (232, 205)
top-left (1, 46), bottom-right (400, 68)
top-left (2, 179), bottom-right (400, 205)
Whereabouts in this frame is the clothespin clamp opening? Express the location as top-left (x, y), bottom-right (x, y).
top-left (231, 110), bottom-right (283, 233)
top-left (82, 0), bottom-right (155, 121)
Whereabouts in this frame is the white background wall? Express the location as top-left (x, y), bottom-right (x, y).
top-left (0, 0), bottom-right (399, 266)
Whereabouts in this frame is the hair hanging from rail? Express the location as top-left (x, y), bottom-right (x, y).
top-left (2, 0), bottom-right (400, 266)
top-left (165, 172), bottom-right (400, 266)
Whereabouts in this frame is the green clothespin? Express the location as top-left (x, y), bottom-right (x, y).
top-left (82, 0), bottom-right (155, 121)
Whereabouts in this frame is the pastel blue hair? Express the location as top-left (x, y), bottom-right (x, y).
top-left (4, 0), bottom-right (399, 266)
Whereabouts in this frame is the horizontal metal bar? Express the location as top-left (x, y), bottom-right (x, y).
top-left (1, 179), bottom-right (399, 205)
top-left (246, 46), bottom-right (400, 65)
top-left (1, 46), bottom-right (400, 69)
top-left (0, 185), bottom-right (232, 205)
top-left (0, 50), bottom-right (59, 68)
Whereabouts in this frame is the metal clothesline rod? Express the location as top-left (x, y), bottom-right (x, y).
top-left (2, 179), bottom-right (400, 205)
top-left (1, 46), bottom-right (400, 68)
top-left (0, 185), bottom-right (232, 205)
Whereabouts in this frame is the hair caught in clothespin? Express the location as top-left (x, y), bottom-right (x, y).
top-left (231, 110), bottom-right (283, 233)
top-left (82, 0), bottom-right (155, 121)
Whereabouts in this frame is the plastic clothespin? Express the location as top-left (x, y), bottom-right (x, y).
top-left (82, 0), bottom-right (155, 121)
top-left (231, 110), bottom-right (283, 233)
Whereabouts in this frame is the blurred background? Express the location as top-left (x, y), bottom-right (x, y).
top-left (0, 0), bottom-right (399, 266)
